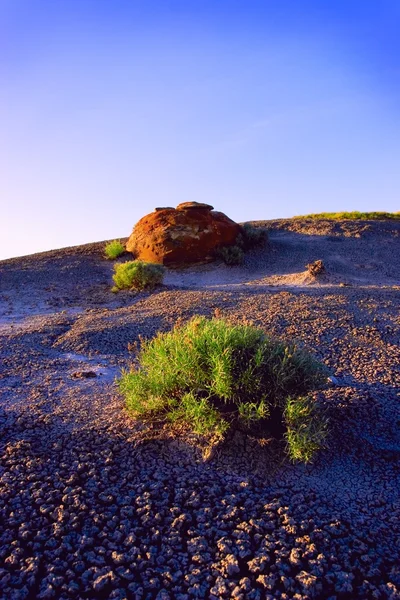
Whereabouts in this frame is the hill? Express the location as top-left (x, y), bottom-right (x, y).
top-left (0, 218), bottom-right (399, 598)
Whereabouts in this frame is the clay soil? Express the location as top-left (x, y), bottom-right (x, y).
top-left (0, 219), bottom-right (399, 599)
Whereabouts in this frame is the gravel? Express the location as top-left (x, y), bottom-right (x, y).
top-left (0, 220), bottom-right (399, 599)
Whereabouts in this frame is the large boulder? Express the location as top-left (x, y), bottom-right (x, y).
top-left (126, 202), bottom-right (241, 266)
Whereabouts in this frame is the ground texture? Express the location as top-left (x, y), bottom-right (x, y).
top-left (0, 219), bottom-right (399, 599)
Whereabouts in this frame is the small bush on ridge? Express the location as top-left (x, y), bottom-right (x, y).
top-left (118, 316), bottom-right (328, 461)
top-left (241, 223), bottom-right (269, 249)
top-left (105, 240), bottom-right (125, 260)
top-left (112, 261), bottom-right (165, 291)
top-left (216, 224), bottom-right (268, 266)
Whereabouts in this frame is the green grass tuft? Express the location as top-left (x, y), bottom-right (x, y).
top-left (284, 396), bottom-right (329, 463)
top-left (104, 240), bottom-right (126, 259)
top-left (168, 391), bottom-right (229, 438)
top-left (118, 316), bottom-right (328, 461)
top-left (112, 260), bottom-right (165, 291)
top-left (295, 211), bottom-right (400, 221)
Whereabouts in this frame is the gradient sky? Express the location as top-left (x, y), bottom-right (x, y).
top-left (1, 0), bottom-right (400, 259)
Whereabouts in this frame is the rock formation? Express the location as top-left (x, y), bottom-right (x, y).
top-left (126, 202), bottom-right (241, 266)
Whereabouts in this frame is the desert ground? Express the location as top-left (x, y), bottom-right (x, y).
top-left (0, 218), bottom-right (399, 599)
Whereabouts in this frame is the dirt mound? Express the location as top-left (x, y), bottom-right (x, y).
top-left (164, 218), bottom-right (400, 289)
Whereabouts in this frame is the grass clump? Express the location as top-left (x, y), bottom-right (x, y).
top-left (119, 316), bottom-right (328, 461)
top-left (284, 396), bottom-right (329, 463)
top-left (168, 392), bottom-right (230, 437)
top-left (112, 260), bottom-right (165, 291)
top-left (104, 240), bottom-right (125, 259)
top-left (295, 211), bottom-right (400, 221)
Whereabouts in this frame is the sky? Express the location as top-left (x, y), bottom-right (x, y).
top-left (1, 0), bottom-right (400, 259)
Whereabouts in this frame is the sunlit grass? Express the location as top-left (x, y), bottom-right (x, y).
top-left (112, 260), bottom-right (165, 291)
top-left (284, 396), bottom-right (329, 463)
top-left (295, 211), bottom-right (400, 221)
top-left (104, 240), bottom-right (125, 259)
top-left (118, 316), bottom-right (328, 462)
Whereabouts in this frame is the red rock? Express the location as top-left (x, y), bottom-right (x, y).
top-left (126, 202), bottom-right (241, 266)
top-left (176, 202), bottom-right (214, 211)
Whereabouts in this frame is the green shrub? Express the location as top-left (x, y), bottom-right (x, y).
top-left (217, 244), bottom-right (245, 266)
top-left (118, 317), bottom-right (328, 461)
top-left (241, 223), bottom-right (269, 249)
top-left (104, 240), bottom-right (125, 259)
top-left (112, 261), bottom-right (165, 291)
top-left (216, 224), bottom-right (268, 265)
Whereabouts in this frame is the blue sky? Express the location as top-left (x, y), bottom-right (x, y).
top-left (1, 0), bottom-right (400, 259)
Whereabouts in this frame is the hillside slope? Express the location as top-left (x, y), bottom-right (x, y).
top-left (0, 218), bottom-right (399, 599)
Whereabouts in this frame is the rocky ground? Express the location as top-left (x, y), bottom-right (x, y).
top-left (0, 219), bottom-right (399, 599)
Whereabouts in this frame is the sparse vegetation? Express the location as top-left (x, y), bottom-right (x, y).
top-left (240, 223), bottom-right (269, 249)
top-left (104, 240), bottom-right (125, 259)
top-left (119, 316), bottom-right (328, 461)
top-left (216, 224), bottom-right (268, 266)
top-left (216, 245), bottom-right (245, 266)
top-left (295, 211), bottom-right (400, 221)
top-left (112, 260), bottom-right (165, 291)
